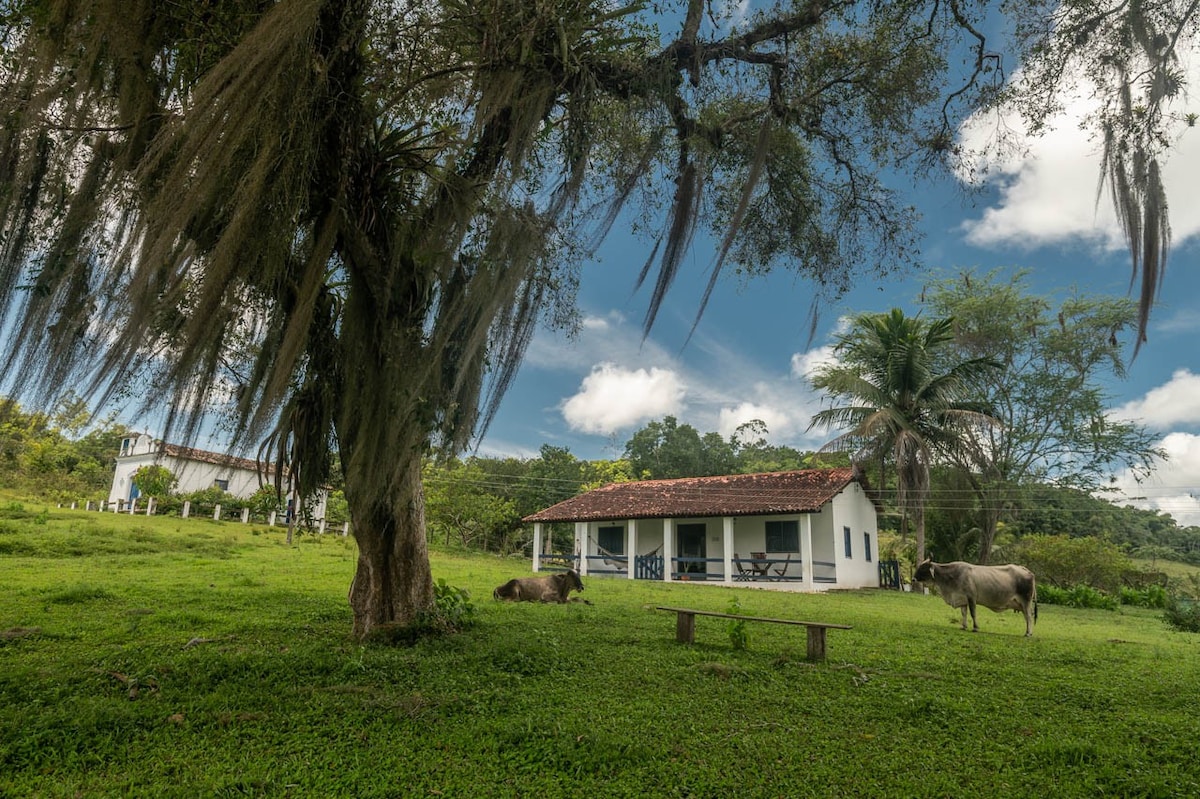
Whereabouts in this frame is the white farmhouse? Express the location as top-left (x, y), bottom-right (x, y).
top-left (524, 467), bottom-right (882, 591)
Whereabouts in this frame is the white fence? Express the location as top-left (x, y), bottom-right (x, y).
top-left (66, 498), bottom-right (350, 536)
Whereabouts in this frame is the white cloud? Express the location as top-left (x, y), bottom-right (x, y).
top-left (791, 344), bottom-right (837, 380)
top-left (525, 309), bottom-right (667, 372)
top-left (957, 65), bottom-right (1200, 250)
top-left (528, 307), bottom-right (840, 450)
top-left (561, 363), bottom-right (686, 435)
top-left (1110, 432), bottom-right (1200, 527)
top-left (717, 400), bottom-right (792, 440)
top-left (1110, 369), bottom-right (1200, 430)
top-left (580, 312), bottom-right (617, 332)
top-left (790, 316), bottom-right (850, 380)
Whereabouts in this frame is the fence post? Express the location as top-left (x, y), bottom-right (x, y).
top-left (146, 498), bottom-right (155, 516)
top-left (319, 518), bottom-right (327, 534)
top-left (129, 498), bottom-right (137, 515)
top-left (213, 504), bottom-right (221, 521)
top-left (182, 500), bottom-right (190, 519)
top-left (342, 522), bottom-right (349, 537)
top-left (241, 507), bottom-right (250, 524)
top-left (269, 510), bottom-right (277, 527)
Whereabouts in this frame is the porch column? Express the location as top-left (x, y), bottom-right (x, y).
top-left (802, 514), bottom-right (815, 591)
top-left (722, 516), bottom-right (735, 585)
top-left (575, 522), bottom-right (587, 575)
top-left (532, 523), bottom-right (543, 572)
top-left (662, 518), bottom-right (675, 582)
top-left (628, 520), bottom-right (638, 575)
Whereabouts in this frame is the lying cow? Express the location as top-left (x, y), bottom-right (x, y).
top-left (914, 559), bottom-right (1038, 636)
top-left (493, 569), bottom-right (590, 604)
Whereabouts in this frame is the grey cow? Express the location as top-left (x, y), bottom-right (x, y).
top-left (914, 559), bottom-right (1038, 636)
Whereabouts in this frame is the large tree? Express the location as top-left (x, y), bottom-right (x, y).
top-left (0, 1), bottom-right (1193, 637)
top-left (808, 309), bottom-right (1000, 563)
top-left (623, 415), bottom-right (737, 479)
top-left (921, 269), bottom-right (1164, 563)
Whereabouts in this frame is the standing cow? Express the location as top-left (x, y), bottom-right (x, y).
top-left (914, 559), bottom-right (1038, 636)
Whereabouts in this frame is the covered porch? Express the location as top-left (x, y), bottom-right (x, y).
top-left (531, 513), bottom-right (841, 591)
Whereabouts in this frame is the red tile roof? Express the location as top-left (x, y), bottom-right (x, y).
top-left (159, 443), bottom-right (279, 477)
top-left (523, 468), bottom-right (864, 523)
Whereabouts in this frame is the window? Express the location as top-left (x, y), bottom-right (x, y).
top-left (213, 479), bottom-right (229, 492)
top-left (843, 526), bottom-right (853, 558)
top-left (765, 520), bottom-right (799, 552)
top-left (864, 532), bottom-right (873, 562)
top-left (597, 525), bottom-right (624, 555)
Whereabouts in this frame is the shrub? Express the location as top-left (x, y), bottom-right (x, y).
top-left (1009, 534), bottom-right (1132, 594)
top-left (1163, 595), bottom-right (1200, 633)
top-left (1119, 584), bottom-right (1168, 609)
top-left (726, 598), bottom-right (749, 651)
top-left (1037, 583), bottom-right (1118, 610)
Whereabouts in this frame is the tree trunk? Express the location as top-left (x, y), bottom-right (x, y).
top-left (345, 447), bottom-right (435, 639)
top-left (976, 511), bottom-right (1000, 565)
top-left (912, 501), bottom-right (926, 564)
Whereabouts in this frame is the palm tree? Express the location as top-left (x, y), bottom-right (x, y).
top-left (808, 309), bottom-right (999, 564)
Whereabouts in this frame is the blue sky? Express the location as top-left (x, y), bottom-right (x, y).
top-left (478, 65), bottom-right (1200, 527)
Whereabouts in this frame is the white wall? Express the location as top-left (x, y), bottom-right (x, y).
top-left (829, 482), bottom-right (880, 589)
top-left (108, 434), bottom-right (325, 516)
top-left (109, 440), bottom-right (266, 504)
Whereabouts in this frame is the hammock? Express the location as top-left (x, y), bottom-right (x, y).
top-left (589, 537), bottom-right (662, 569)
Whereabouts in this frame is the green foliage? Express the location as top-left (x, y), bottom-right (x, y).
top-left (919, 269), bottom-right (1163, 564)
top-left (622, 416), bottom-right (819, 479)
top-left (725, 598), bottom-right (749, 651)
top-left (1010, 534), bottom-right (1133, 593)
top-left (131, 464), bottom-right (177, 499)
top-left (424, 459), bottom-right (523, 553)
top-left (244, 485), bottom-right (283, 519)
top-left (1119, 584), bottom-right (1168, 609)
top-left (624, 416), bottom-right (735, 479)
top-left (1163, 596), bottom-right (1200, 633)
top-left (0, 397), bottom-right (132, 504)
top-left (177, 486), bottom-right (232, 508)
top-left (808, 308), bottom-right (1001, 562)
top-left (1038, 584), bottom-right (1119, 611)
top-left (3, 511), bottom-right (1200, 796)
top-left (432, 578), bottom-right (477, 631)
top-left (323, 489), bottom-right (349, 524)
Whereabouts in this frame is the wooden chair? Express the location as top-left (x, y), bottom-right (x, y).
top-left (773, 552), bottom-right (793, 577)
top-left (750, 552), bottom-right (770, 576)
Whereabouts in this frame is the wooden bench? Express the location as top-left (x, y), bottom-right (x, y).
top-left (656, 606), bottom-right (851, 662)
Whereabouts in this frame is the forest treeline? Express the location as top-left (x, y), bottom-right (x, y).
top-left (5, 396), bottom-right (1198, 568)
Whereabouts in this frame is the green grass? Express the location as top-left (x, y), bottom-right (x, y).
top-left (2, 503), bottom-right (1200, 797)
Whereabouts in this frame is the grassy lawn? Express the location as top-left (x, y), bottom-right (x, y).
top-left (2, 501), bottom-right (1199, 798)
